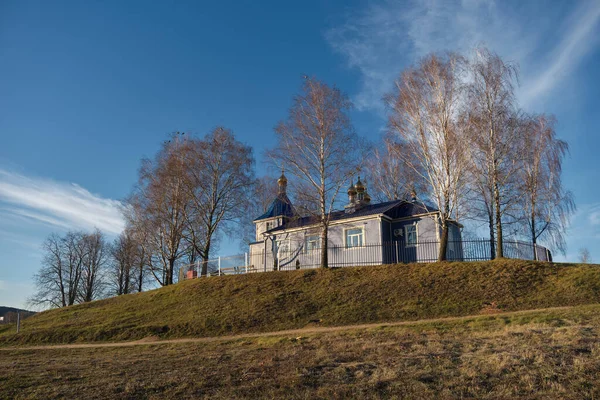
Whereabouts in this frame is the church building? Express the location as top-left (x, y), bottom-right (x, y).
top-left (248, 172), bottom-right (464, 271)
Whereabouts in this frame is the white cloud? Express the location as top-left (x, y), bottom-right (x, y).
top-left (1, 206), bottom-right (73, 230)
top-left (520, 1), bottom-right (600, 105)
top-left (326, 0), bottom-right (600, 112)
top-left (0, 169), bottom-right (125, 235)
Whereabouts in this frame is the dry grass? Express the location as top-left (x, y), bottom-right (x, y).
top-left (2, 304), bottom-right (600, 399)
top-left (2, 260), bottom-right (600, 345)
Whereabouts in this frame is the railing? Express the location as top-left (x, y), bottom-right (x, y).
top-left (178, 239), bottom-right (552, 279)
top-left (177, 254), bottom-right (251, 281)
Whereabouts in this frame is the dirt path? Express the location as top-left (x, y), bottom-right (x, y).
top-left (0, 305), bottom-right (577, 352)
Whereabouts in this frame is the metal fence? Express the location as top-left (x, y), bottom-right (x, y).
top-left (179, 239), bottom-right (552, 280)
top-left (178, 254), bottom-right (250, 280)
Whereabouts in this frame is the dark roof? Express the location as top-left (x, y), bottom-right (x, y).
top-left (254, 193), bottom-right (297, 221)
top-left (266, 199), bottom-right (438, 233)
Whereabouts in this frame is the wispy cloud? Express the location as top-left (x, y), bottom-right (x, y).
top-left (326, 0), bottom-right (600, 262)
top-left (0, 169), bottom-right (125, 235)
top-left (520, 1), bottom-right (600, 105)
top-left (587, 204), bottom-right (600, 226)
top-left (326, 0), bottom-right (600, 112)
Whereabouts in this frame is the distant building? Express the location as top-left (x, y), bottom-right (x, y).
top-left (248, 172), bottom-right (463, 270)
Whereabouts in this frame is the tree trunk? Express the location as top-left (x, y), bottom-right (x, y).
top-left (488, 211), bottom-right (496, 260)
top-left (201, 239), bottom-right (211, 276)
top-left (494, 183), bottom-right (504, 258)
top-left (166, 258), bottom-right (175, 285)
top-left (320, 225), bottom-right (328, 268)
top-left (124, 264), bottom-right (130, 294)
top-left (438, 220), bottom-right (449, 261)
top-left (531, 211), bottom-right (537, 261)
top-left (58, 270), bottom-right (66, 307)
top-left (201, 256), bottom-right (209, 277)
top-left (137, 260), bottom-right (144, 292)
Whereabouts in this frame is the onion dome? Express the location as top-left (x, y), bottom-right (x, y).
top-left (355, 176), bottom-right (365, 193)
top-left (278, 170), bottom-right (287, 186)
top-left (410, 188), bottom-right (417, 202)
top-left (364, 191), bottom-right (371, 203)
top-left (278, 170), bottom-right (288, 194)
top-left (348, 182), bottom-right (357, 196)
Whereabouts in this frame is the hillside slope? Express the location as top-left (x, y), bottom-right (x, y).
top-left (3, 304), bottom-right (600, 399)
top-left (2, 260), bottom-right (600, 345)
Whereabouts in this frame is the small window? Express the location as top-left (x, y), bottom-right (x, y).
top-left (305, 235), bottom-right (320, 252)
top-left (405, 224), bottom-right (417, 246)
top-left (345, 228), bottom-right (364, 248)
top-left (266, 222), bottom-right (272, 231)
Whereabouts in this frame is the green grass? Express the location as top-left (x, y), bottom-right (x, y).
top-left (2, 304), bottom-right (600, 399)
top-left (2, 260), bottom-right (600, 345)
top-left (0, 324), bottom-right (14, 336)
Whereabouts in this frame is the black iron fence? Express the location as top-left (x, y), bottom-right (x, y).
top-left (247, 239), bottom-right (551, 272)
top-left (180, 239), bottom-right (552, 278)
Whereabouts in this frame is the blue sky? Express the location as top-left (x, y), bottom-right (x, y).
top-left (1, 0), bottom-right (599, 308)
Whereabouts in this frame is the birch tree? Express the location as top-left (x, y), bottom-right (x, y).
top-left (519, 114), bottom-right (574, 256)
top-left (387, 53), bottom-right (469, 261)
top-left (464, 48), bottom-right (521, 258)
top-left (579, 248), bottom-right (592, 264)
top-left (364, 133), bottom-right (426, 202)
top-left (269, 76), bottom-right (361, 268)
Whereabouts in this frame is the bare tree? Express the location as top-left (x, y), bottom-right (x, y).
top-left (464, 47), bottom-right (521, 258)
top-left (519, 114), bottom-right (575, 256)
top-left (364, 133), bottom-right (426, 202)
top-left (125, 129), bottom-right (255, 280)
top-left (30, 231), bottom-right (87, 308)
top-left (110, 230), bottom-right (139, 295)
top-left (132, 230), bottom-right (149, 292)
top-left (127, 133), bottom-right (190, 286)
top-left (269, 76), bottom-right (362, 268)
top-left (387, 53), bottom-right (469, 261)
top-left (78, 229), bottom-right (109, 302)
top-left (180, 127), bottom-right (255, 276)
top-left (122, 203), bottom-right (151, 292)
top-left (578, 248), bottom-right (592, 264)
top-left (240, 176), bottom-right (279, 247)
top-left (252, 176), bottom-right (280, 215)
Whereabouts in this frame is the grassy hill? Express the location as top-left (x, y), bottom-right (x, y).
top-left (3, 305), bottom-right (600, 399)
top-left (2, 259), bottom-right (600, 345)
